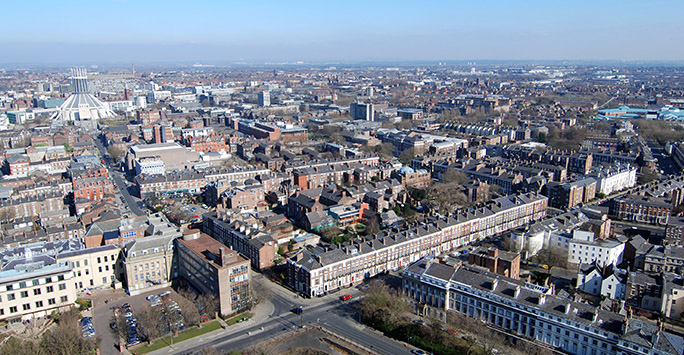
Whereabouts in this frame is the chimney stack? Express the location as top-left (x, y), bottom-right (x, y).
top-left (514, 285), bottom-right (521, 298)
top-left (490, 278), bottom-right (499, 291)
top-left (538, 294), bottom-right (546, 305)
top-left (218, 247), bottom-right (225, 267)
top-left (592, 309), bottom-right (599, 322)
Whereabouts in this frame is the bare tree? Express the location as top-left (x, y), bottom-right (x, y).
top-left (363, 213), bottom-right (380, 236)
top-left (136, 307), bottom-right (163, 344)
top-left (177, 295), bottom-right (201, 328)
top-left (198, 293), bottom-right (219, 320)
top-left (166, 305), bottom-right (184, 336)
top-left (39, 308), bottom-right (98, 355)
top-left (111, 313), bottom-right (129, 343)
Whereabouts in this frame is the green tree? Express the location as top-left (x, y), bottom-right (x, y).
top-left (62, 142), bottom-right (73, 152)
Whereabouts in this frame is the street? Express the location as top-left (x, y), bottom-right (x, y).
top-left (93, 135), bottom-right (146, 216)
top-left (147, 278), bottom-right (415, 355)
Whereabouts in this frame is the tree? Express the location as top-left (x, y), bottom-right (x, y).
top-left (111, 313), bottom-right (129, 342)
top-left (177, 295), bottom-right (201, 328)
top-left (166, 304), bottom-right (184, 336)
top-left (441, 170), bottom-right (468, 185)
top-left (359, 281), bottom-right (410, 327)
top-left (39, 308), bottom-right (98, 355)
top-left (537, 246), bottom-right (567, 269)
top-left (364, 213), bottom-right (380, 236)
top-left (1, 337), bottom-right (39, 355)
top-left (197, 293), bottom-right (219, 320)
top-left (62, 142), bottom-right (73, 152)
top-left (107, 145), bottom-right (126, 163)
top-left (377, 143), bottom-right (395, 160)
top-left (136, 307), bottom-right (164, 344)
top-left (399, 148), bottom-right (416, 165)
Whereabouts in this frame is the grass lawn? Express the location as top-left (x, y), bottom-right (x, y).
top-left (224, 312), bottom-right (253, 326)
top-left (133, 320), bottom-right (221, 354)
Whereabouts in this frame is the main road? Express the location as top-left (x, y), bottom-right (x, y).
top-left (157, 281), bottom-right (415, 355)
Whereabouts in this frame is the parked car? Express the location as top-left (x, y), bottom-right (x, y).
top-left (340, 294), bottom-right (352, 301)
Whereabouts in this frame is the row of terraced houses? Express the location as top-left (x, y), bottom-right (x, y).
top-left (287, 193), bottom-right (548, 297)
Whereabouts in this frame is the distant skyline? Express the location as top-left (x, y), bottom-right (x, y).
top-left (2, 0), bottom-right (684, 65)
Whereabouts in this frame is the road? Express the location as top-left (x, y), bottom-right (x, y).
top-left (156, 280), bottom-right (415, 355)
top-left (93, 135), bottom-right (146, 216)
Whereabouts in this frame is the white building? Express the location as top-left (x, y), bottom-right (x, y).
top-left (134, 156), bottom-right (166, 176)
top-left (403, 257), bottom-right (684, 355)
top-left (258, 91), bottom-right (270, 107)
top-left (588, 165), bottom-right (637, 196)
top-left (568, 230), bottom-right (624, 267)
top-left (576, 263), bottom-right (627, 300)
top-left (146, 90), bottom-right (172, 103)
top-left (0, 240), bottom-right (122, 322)
top-left (52, 68), bottom-right (116, 123)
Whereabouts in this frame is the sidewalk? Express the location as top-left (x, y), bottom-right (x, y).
top-left (145, 301), bottom-right (273, 355)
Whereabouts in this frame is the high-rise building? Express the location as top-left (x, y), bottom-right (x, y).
top-left (258, 91), bottom-right (270, 107)
top-left (350, 102), bottom-right (374, 121)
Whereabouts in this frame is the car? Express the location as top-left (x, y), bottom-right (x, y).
top-left (412, 319), bottom-right (426, 326)
top-left (110, 322), bottom-right (117, 329)
top-left (291, 306), bottom-right (303, 315)
top-left (340, 294), bottom-right (352, 301)
top-left (159, 291), bottom-right (171, 297)
top-left (411, 350), bottom-right (429, 355)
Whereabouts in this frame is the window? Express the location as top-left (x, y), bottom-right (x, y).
top-left (102, 277), bottom-right (106, 284)
top-left (98, 266), bottom-right (102, 272)
top-left (76, 261), bottom-right (80, 268)
top-left (60, 296), bottom-right (68, 303)
top-left (46, 285), bottom-right (53, 293)
top-left (19, 281), bottom-right (26, 288)
top-left (97, 257), bottom-right (101, 263)
top-left (22, 304), bottom-right (30, 311)
top-left (20, 291), bottom-right (28, 298)
top-left (48, 298), bottom-right (55, 305)
top-left (58, 283), bottom-right (66, 290)
top-left (6, 285), bottom-right (12, 291)
top-left (33, 289), bottom-right (41, 296)
top-left (9, 306), bottom-right (17, 313)
top-left (35, 301), bottom-right (43, 308)
top-left (7, 293), bottom-right (15, 301)
top-left (84, 259), bottom-right (88, 266)
top-left (85, 269), bottom-right (89, 275)
top-left (104, 256), bottom-right (108, 262)
top-left (32, 279), bottom-right (39, 286)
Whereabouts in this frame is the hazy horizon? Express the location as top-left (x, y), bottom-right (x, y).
top-left (3, 0), bottom-right (684, 65)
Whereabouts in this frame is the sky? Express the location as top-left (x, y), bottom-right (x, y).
top-left (2, 0), bottom-right (684, 65)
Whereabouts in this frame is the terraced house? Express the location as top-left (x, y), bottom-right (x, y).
top-left (288, 193), bottom-right (547, 297)
top-left (403, 257), bottom-right (683, 355)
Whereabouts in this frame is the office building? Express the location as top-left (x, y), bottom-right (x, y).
top-left (176, 230), bottom-right (251, 316)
